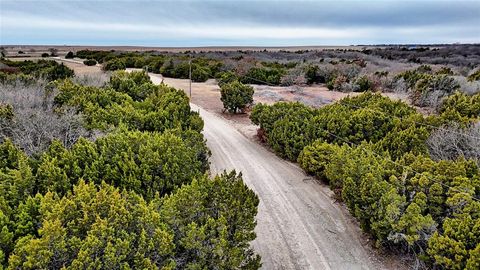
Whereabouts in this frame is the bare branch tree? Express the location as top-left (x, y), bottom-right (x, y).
top-left (0, 79), bottom-right (94, 155)
top-left (427, 122), bottom-right (480, 166)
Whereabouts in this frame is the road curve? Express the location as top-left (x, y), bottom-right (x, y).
top-left (190, 104), bottom-right (382, 270)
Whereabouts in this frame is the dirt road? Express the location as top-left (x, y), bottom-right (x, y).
top-left (193, 104), bottom-right (383, 270)
top-left (147, 73), bottom-right (386, 269)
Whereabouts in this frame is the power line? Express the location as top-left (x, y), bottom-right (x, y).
top-left (241, 75), bottom-right (278, 87)
top-left (319, 128), bottom-right (480, 202)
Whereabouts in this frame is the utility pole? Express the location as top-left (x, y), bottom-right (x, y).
top-left (189, 59), bottom-right (192, 99)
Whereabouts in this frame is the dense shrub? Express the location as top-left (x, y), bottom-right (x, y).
top-left (395, 66), bottom-right (462, 107)
top-left (304, 65), bottom-right (323, 84)
top-left (103, 58), bottom-right (126, 71)
top-left (32, 130), bottom-right (205, 199)
top-left (109, 70), bottom-right (152, 100)
top-left (217, 71), bottom-right (238, 86)
top-left (158, 58), bottom-right (221, 82)
top-left (439, 91), bottom-right (480, 119)
top-left (240, 67), bottom-right (285, 85)
top-left (220, 81), bottom-right (254, 113)
top-left (55, 71), bottom-right (203, 133)
top-left (1, 62), bottom-right (260, 269)
top-left (467, 69), bottom-right (480, 82)
top-left (75, 49), bottom-right (113, 63)
top-left (435, 67), bottom-right (454, 75)
top-left (251, 102), bottom-right (314, 160)
top-left (83, 59), bottom-right (97, 66)
top-left (255, 93), bottom-right (425, 161)
top-left (353, 75), bottom-right (374, 92)
top-left (268, 105), bottom-right (314, 161)
top-left (65, 51), bottom-right (74, 59)
top-left (3, 171), bottom-right (260, 269)
top-left (298, 140), bottom-right (338, 180)
top-left (411, 74), bottom-right (460, 107)
top-left (395, 67), bottom-right (431, 89)
top-left (250, 91), bottom-right (480, 268)
top-left (0, 59), bottom-right (74, 81)
top-left (191, 64), bottom-right (210, 82)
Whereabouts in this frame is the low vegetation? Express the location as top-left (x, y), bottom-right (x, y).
top-left (70, 47), bottom-right (479, 111)
top-left (82, 59), bottom-right (97, 66)
top-left (0, 59), bottom-right (74, 83)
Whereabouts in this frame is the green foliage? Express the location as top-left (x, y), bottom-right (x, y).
top-left (427, 181), bottom-right (480, 269)
top-left (353, 75), bottom-right (373, 92)
top-left (44, 63), bottom-right (74, 81)
top-left (161, 171), bottom-right (261, 269)
top-left (158, 58), bottom-right (221, 82)
top-left (220, 81), bottom-right (254, 113)
top-left (439, 91), bottom-right (480, 120)
top-left (217, 71), bottom-right (238, 86)
top-left (240, 66), bottom-right (285, 85)
top-left (103, 58), bottom-right (126, 71)
top-left (109, 70), bottom-right (152, 100)
top-left (309, 93), bottom-right (418, 146)
top-left (75, 49), bottom-right (114, 63)
top-left (0, 130), bottom-right (206, 210)
top-left (4, 173), bottom-right (260, 269)
top-left (251, 102), bottom-right (314, 160)
top-left (82, 59), bottom-right (97, 66)
top-left (55, 72), bottom-right (203, 133)
top-left (96, 130), bottom-right (205, 199)
top-left (0, 104), bottom-right (13, 120)
top-left (436, 67), bottom-right (454, 75)
top-left (298, 140), bottom-right (338, 180)
top-left (191, 64), bottom-right (210, 82)
top-left (8, 180), bottom-right (176, 269)
top-left (395, 66), bottom-right (461, 107)
top-left (251, 91), bottom-right (480, 267)
top-left (376, 117), bottom-right (430, 160)
top-left (467, 69), bottom-right (480, 82)
top-left (65, 51), bottom-right (75, 59)
top-left (304, 65), bottom-right (324, 84)
top-left (0, 59), bottom-right (74, 81)
top-left (395, 67), bottom-right (431, 88)
top-left (1, 64), bottom-right (259, 268)
top-left (411, 74), bottom-right (460, 107)
top-left (268, 104), bottom-right (314, 161)
top-left (252, 93), bottom-right (423, 161)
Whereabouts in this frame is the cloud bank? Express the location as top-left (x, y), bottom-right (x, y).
top-left (1, 0), bottom-right (479, 46)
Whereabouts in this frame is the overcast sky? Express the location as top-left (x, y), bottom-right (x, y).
top-left (1, 0), bottom-right (479, 46)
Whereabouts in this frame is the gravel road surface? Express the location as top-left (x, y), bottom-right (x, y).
top-left (190, 104), bottom-right (383, 270)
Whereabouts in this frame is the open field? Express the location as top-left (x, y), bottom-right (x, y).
top-left (2, 45), bottom-right (381, 57)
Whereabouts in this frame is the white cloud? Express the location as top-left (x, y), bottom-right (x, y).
top-left (1, 14), bottom-right (372, 40)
